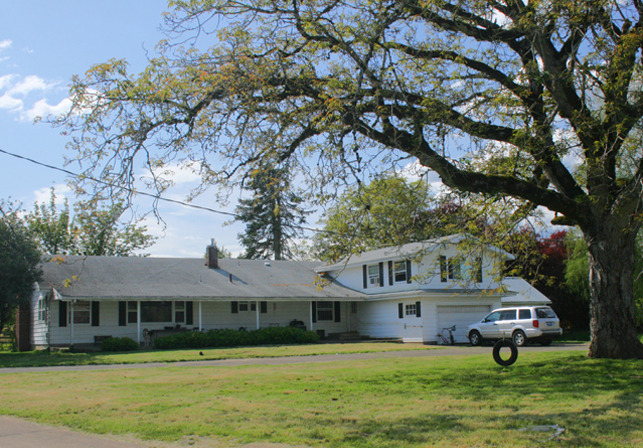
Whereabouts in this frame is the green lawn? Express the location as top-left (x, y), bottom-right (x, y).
top-left (0, 342), bottom-right (436, 368)
top-left (0, 349), bottom-right (641, 448)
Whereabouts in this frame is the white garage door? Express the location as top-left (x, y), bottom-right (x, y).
top-left (437, 305), bottom-right (491, 344)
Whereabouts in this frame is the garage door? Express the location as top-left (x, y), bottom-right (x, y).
top-left (437, 305), bottom-right (491, 344)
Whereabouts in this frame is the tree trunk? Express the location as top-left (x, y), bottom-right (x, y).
top-left (586, 225), bottom-right (643, 359)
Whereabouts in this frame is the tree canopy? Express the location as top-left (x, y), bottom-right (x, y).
top-left (28, 189), bottom-right (156, 256)
top-left (58, 0), bottom-right (643, 358)
top-left (0, 203), bottom-right (42, 335)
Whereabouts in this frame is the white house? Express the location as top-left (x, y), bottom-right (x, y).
top-left (25, 235), bottom-right (551, 349)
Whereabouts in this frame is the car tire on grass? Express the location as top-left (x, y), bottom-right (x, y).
top-left (512, 330), bottom-right (527, 347)
top-left (469, 330), bottom-right (483, 346)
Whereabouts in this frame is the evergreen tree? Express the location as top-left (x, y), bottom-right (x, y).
top-left (235, 166), bottom-right (310, 260)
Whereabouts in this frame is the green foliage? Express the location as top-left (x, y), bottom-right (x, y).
top-left (0, 202), bottom-right (42, 335)
top-left (27, 188), bottom-right (156, 256)
top-left (56, 0), bottom-right (643, 357)
top-left (153, 327), bottom-right (319, 350)
top-left (100, 337), bottom-right (140, 352)
top-left (314, 173), bottom-right (467, 262)
top-left (234, 166), bottom-right (311, 260)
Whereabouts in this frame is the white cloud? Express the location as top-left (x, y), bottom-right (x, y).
top-left (0, 39), bottom-right (11, 54)
top-left (22, 97), bottom-right (72, 121)
top-left (0, 73), bottom-right (64, 119)
top-left (32, 184), bottom-right (73, 207)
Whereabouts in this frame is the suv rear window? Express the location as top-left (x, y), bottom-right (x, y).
top-left (519, 309), bottom-right (531, 319)
top-left (536, 308), bottom-right (556, 318)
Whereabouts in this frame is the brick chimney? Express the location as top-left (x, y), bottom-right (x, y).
top-left (206, 239), bottom-right (219, 269)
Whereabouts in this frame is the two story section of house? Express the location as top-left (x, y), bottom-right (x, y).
top-left (316, 234), bottom-right (549, 343)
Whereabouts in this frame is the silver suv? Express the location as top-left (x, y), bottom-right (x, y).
top-left (466, 306), bottom-right (562, 347)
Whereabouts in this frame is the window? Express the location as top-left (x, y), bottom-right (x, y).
top-left (405, 304), bottom-right (416, 316)
top-left (317, 302), bottom-right (334, 321)
top-left (237, 301), bottom-right (256, 312)
top-left (69, 301), bottom-right (90, 324)
top-left (393, 261), bottom-right (407, 283)
top-left (37, 298), bottom-right (46, 322)
top-left (140, 301), bottom-right (172, 323)
top-left (175, 301), bottom-right (185, 323)
top-left (350, 302), bottom-right (358, 314)
top-left (368, 264), bottom-right (380, 286)
top-left (128, 301), bottom-right (138, 324)
top-left (448, 258), bottom-right (462, 280)
top-left (519, 309), bottom-right (531, 319)
top-left (239, 301), bottom-right (249, 312)
top-left (440, 256), bottom-right (462, 281)
top-left (499, 310), bottom-right (516, 321)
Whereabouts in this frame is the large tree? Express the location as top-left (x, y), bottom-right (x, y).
top-left (58, 0), bottom-right (643, 358)
top-left (234, 165), bottom-right (311, 260)
top-left (0, 203), bottom-right (42, 335)
top-left (28, 189), bottom-right (156, 256)
top-left (313, 173), bottom-right (467, 262)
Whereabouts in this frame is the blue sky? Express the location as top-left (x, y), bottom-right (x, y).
top-left (0, 1), bottom-right (265, 258)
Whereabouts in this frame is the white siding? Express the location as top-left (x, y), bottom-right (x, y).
top-left (30, 287), bottom-right (48, 348)
top-left (47, 299), bottom-right (352, 346)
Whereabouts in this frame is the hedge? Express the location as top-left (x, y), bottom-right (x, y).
top-left (101, 336), bottom-right (140, 352)
top-left (153, 327), bottom-right (319, 350)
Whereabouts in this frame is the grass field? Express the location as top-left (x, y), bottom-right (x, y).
top-left (0, 342), bottom-right (435, 368)
top-left (0, 348), bottom-right (641, 448)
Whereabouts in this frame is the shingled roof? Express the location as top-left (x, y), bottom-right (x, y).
top-left (40, 256), bottom-right (365, 301)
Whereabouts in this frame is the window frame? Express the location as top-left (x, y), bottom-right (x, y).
top-left (316, 301), bottom-right (334, 321)
top-left (367, 264), bottom-right (380, 287)
top-left (405, 303), bottom-right (417, 316)
top-left (69, 300), bottom-right (91, 325)
top-left (393, 261), bottom-right (408, 283)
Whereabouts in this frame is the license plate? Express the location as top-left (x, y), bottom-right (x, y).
top-left (546, 322), bottom-right (553, 326)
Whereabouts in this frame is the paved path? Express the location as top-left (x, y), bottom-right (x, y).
top-left (0, 343), bottom-right (589, 448)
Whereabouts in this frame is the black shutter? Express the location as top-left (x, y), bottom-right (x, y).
top-left (312, 302), bottom-right (317, 323)
top-left (231, 301), bottom-right (238, 314)
top-left (406, 260), bottom-right (412, 283)
top-left (334, 301), bottom-right (341, 322)
top-left (59, 301), bottom-right (67, 327)
top-left (398, 303), bottom-right (404, 319)
top-left (119, 301), bottom-right (126, 326)
top-left (260, 301), bottom-right (268, 313)
top-left (388, 261), bottom-right (393, 285)
top-left (91, 301), bottom-right (100, 327)
top-left (416, 301), bottom-right (422, 318)
top-left (363, 265), bottom-right (367, 289)
top-left (379, 262), bottom-right (384, 287)
top-left (440, 256), bottom-right (447, 282)
top-left (186, 301), bottom-right (194, 325)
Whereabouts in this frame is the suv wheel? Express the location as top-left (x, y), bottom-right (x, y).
top-left (512, 330), bottom-right (527, 347)
top-left (469, 330), bottom-right (483, 346)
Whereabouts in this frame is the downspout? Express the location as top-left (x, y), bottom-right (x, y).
top-left (198, 301), bottom-right (202, 331)
top-left (256, 301), bottom-right (259, 330)
top-left (137, 301), bottom-right (141, 345)
top-left (70, 300), bottom-right (75, 348)
top-left (310, 301), bottom-right (314, 332)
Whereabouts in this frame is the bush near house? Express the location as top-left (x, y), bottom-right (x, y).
top-left (101, 337), bottom-right (140, 352)
top-left (154, 327), bottom-right (319, 350)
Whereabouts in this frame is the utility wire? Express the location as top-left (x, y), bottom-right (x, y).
top-left (0, 147), bottom-right (328, 235)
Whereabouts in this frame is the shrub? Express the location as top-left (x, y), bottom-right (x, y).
top-left (153, 327), bottom-right (319, 350)
top-left (101, 337), bottom-right (140, 352)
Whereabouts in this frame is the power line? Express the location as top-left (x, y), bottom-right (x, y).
top-left (0, 147), bottom-right (327, 235)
